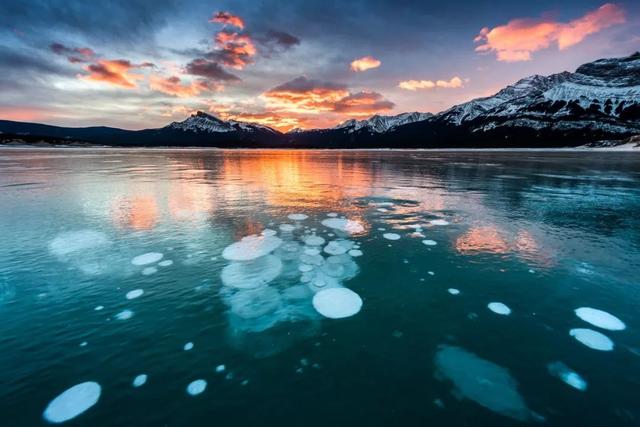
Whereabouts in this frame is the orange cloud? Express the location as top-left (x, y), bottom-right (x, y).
top-left (475, 3), bottom-right (626, 62)
top-left (350, 56), bottom-right (381, 72)
top-left (210, 11), bottom-right (245, 30)
top-left (398, 76), bottom-right (464, 91)
top-left (81, 59), bottom-right (152, 88)
top-left (212, 30), bottom-right (257, 69)
top-left (149, 75), bottom-right (222, 97)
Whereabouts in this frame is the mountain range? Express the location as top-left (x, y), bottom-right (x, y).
top-left (1, 53), bottom-right (639, 149)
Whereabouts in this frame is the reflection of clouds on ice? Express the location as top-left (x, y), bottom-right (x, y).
top-left (220, 216), bottom-right (365, 357)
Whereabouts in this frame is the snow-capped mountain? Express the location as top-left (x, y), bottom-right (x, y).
top-left (437, 52), bottom-right (640, 135)
top-left (166, 111), bottom-right (278, 134)
top-left (334, 112), bottom-right (433, 133)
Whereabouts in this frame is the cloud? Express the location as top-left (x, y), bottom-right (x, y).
top-left (81, 59), bottom-right (152, 88)
top-left (184, 58), bottom-right (240, 81)
top-left (398, 76), bottom-right (464, 91)
top-left (149, 75), bottom-right (221, 97)
top-left (475, 3), bottom-right (626, 62)
top-left (261, 30), bottom-right (301, 50)
top-left (263, 76), bottom-right (393, 116)
top-left (350, 56), bottom-right (381, 72)
top-left (50, 42), bottom-right (95, 63)
top-left (210, 11), bottom-right (245, 30)
top-left (209, 30), bottom-right (257, 69)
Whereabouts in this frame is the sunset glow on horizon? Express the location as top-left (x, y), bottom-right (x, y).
top-left (0, 1), bottom-right (638, 131)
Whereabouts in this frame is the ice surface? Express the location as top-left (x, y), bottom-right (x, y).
top-left (488, 302), bottom-right (511, 315)
top-left (125, 289), bottom-right (143, 300)
top-left (131, 252), bottom-right (163, 266)
top-left (547, 362), bottom-right (587, 391)
top-left (186, 379), bottom-right (207, 396)
top-left (49, 230), bottom-right (110, 257)
top-left (383, 233), bottom-right (401, 240)
top-left (222, 235), bottom-right (283, 261)
top-left (221, 255), bottom-right (282, 289)
top-left (435, 345), bottom-right (534, 422)
top-left (43, 382), bottom-right (101, 423)
top-left (569, 328), bottom-right (614, 351)
top-left (312, 288), bottom-right (363, 319)
top-left (575, 307), bottom-right (626, 331)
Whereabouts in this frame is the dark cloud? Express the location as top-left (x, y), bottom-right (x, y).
top-left (50, 42), bottom-right (95, 63)
top-left (261, 30), bottom-right (300, 49)
top-left (269, 76), bottom-right (347, 93)
top-left (185, 58), bottom-right (240, 81)
top-left (0, 45), bottom-right (69, 76)
top-left (333, 91), bottom-right (395, 114)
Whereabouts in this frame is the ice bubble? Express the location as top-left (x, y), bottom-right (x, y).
top-left (186, 379), bottom-right (207, 396)
top-left (435, 345), bottom-right (534, 422)
top-left (321, 255), bottom-right (358, 281)
top-left (131, 252), bottom-right (163, 266)
top-left (288, 214), bottom-right (308, 221)
top-left (141, 267), bottom-right (157, 276)
top-left (132, 374), bottom-right (147, 388)
top-left (569, 328), bottom-right (614, 351)
top-left (299, 264), bottom-right (314, 273)
top-left (215, 364), bottom-right (226, 373)
top-left (327, 212), bottom-right (338, 217)
top-left (279, 224), bottom-right (295, 232)
top-left (79, 341), bottom-right (87, 347)
top-left (125, 289), bottom-right (144, 300)
top-left (324, 241), bottom-right (348, 255)
top-left (229, 287), bottom-right (283, 332)
top-left (312, 288), bottom-right (363, 319)
top-left (383, 233), bottom-right (401, 240)
top-left (448, 288), bottom-right (460, 295)
top-left (304, 247), bottom-right (321, 256)
top-left (221, 255), bottom-right (282, 289)
top-left (308, 273), bottom-right (341, 292)
top-left (222, 235), bottom-right (283, 261)
top-left (262, 229), bottom-right (277, 237)
top-left (321, 218), bottom-right (365, 234)
top-left (422, 240), bottom-right (437, 246)
top-left (116, 309), bottom-right (134, 320)
top-left (94, 305), bottom-right (104, 311)
top-left (430, 219), bottom-right (449, 226)
top-left (304, 235), bottom-right (326, 246)
top-left (43, 382), bottom-right (101, 423)
top-left (547, 362), bottom-right (587, 391)
top-left (348, 249), bottom-right (363, 257)
top-left (158, 260), bottom-right (173, 267)
top-left (299, 252), bottom-right (325, 266)
top-left (184, 342), bottom-right (194, 351)
top-left (274, 241), bottom-right (302, 261)
top-left (575, 307), bottom-right (626, 331)
top-left (377, 208), bottom-right (388, 212)
top-left (49, 230), bottom-right (110, 257)
top-left (488, 302), bottom-right (511, 315)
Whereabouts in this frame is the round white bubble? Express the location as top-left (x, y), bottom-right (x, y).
top-left (313, 288), bottom-right (363, 319)
top-left (132, 374), bottom-right (147, 388)
top-left (279, 224), bottom-right (295, 232)
top-left (348, 249), bottom-right (363, 257)
top-left (383, 233), bottom-right (401, 241)
top-left (569, 328), bottom-right (614, 351)
top-left (184, 342), bottom-right (194, 351)
top-left (186, 379), bottom-right (207, 396)
top-left (221, 255), bottom-right (282, 289)
top-left (261, 228), bottom-right (277, 237)
top-left (321, 218), bottom-right (364, 234)
top-left (158, 260), bottom-right (173, 267)
top-left (422, 240), bottom-right (437, 246)
top-left (448, 288), bottom-right (460, 295)
top-left (430, 219), bottom-right (449, 226)
top-left (324, 241), bottom-right (348, 256)
top-left (575, 307), bottom-right (625, 331)
top-left (126, 289), bottom-right (144, 300)
top-left (222, 235), bottom-right (283, 261)
top-left (43, 382), bottom-right (101, 423)
top-left (142, 267), bottom-right (157, 276)
top-left (288, 214), bottom-right (308, 221)
top-left (131, 252), bottom-right (163, 266)
top-left (326, 212), bottom-right (338, 217)
top-left (304, 235), bottom-right (326, 246)
top-left (116, 309), bottom-right (134, 320)
top-left (488, 302), bottom-right (511, 315)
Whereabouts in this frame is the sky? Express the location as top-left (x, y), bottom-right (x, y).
top-left (0, 0), bottom-right (638, 132)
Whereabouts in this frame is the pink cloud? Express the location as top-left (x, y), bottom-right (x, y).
top-left (398, 76), bottom-right (464, 91)
top-left (350, 56), bottom-right (381, 72)
top-left (210, 11), bottom-right (245, 30)
top-left (475, 3), bottom-right (626, 62)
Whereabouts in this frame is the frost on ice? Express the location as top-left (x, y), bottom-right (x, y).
top-left (547, 362), bottom-right (587, 391)
top-left (222, 235), bottom-right (283, 261)
top-left (312, 288), bottom-right (363, 319)
top-left (575, 307), bottom-right (626, 331)
top-left (131, 252), bottom-right (163, 266)
top-left (186, 379), bottom-right (207, 396)
top-left (321, 218), bottom-right (365, 234)
top-left (488, 302), bottom-right (511, 315)
top-left (43, 381), bottom-right (101, 423)
top-left (434, 346), bottom-right (535, 422)
top-left (569, 328), bottom-right (614, 351)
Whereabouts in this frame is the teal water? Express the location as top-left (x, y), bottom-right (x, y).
top-left (0, 148), bottom-right (639, 426)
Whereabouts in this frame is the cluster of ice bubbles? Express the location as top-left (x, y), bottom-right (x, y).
top-left (219, 214), bottom-right (364, 357)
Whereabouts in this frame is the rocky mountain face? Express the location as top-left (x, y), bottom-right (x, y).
top-left (166, 111), bottom-right (278, 135)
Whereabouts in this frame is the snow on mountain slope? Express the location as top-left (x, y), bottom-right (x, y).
top-left (167, 111), bottom-right (278, 134)
top-left (334, 112), bottom-right (433, 133)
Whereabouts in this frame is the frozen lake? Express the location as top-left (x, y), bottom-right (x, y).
top-left (0, 148), bottom-right (639, 426)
